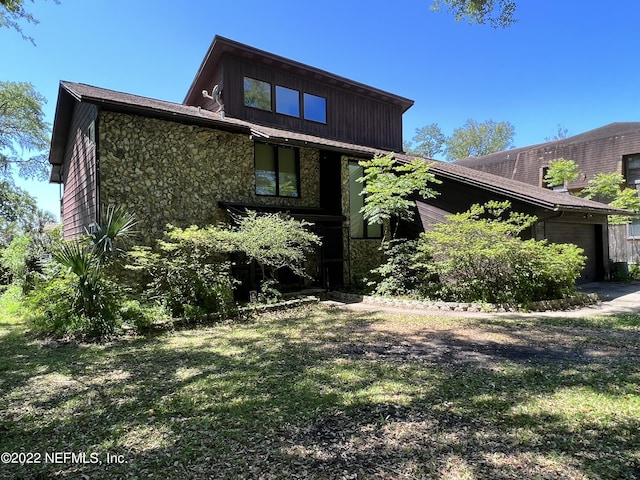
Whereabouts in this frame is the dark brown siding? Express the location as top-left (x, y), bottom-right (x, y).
top-left (543, 222), bottom-right (600, 283)
top-left (463, 129), bottom-right (640, 190)
top-left (60, 103), bottom-right (98, 239)
top-left (221, 55), bottom-right (404, 152)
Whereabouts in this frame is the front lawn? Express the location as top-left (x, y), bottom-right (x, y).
top-left (1, 295), bottom-right (639, 479)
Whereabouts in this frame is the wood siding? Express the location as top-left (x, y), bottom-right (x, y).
top-left (542, 222), bottom-right (602, 283)
top-left (465, 130), bottom-right (640, 191)
top-left (60, 103), bottom-right (98, 239)
top-left (221, 55), bottom-right (404, 152)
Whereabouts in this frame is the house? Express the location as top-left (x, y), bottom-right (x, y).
top-left (456, 123), bottom-right (640, 264)
top-left (48, 36), bottom-right (622, 289)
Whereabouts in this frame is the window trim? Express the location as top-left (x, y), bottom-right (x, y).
top-left (254, 143), bottom-right (301, 198)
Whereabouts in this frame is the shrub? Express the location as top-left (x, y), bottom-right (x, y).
top-left (367, 239), bottom-right (431, 297)
top-left (119, 299), bottom-right (170, 332)
top-left (416, 201), bottom-right (585, 305)
top-left (129, 225), bottom-right (237, 321)
top-left (23, 206), bottom-right (136, 340)
top-left (0, 227), bottom-right (60, 292)
top-left (258, 279), bottom-right (283, 303)
top-left (232, 211), bottom-right (321, 282)
top-left (25, 271), bottom-right (120, 338)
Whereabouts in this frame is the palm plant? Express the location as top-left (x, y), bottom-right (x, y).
top-left (87, 205), bottom-right (138, 260)
top-left (50, 205), bottom-right (137, 334)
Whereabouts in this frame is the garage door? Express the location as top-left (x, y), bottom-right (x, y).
top-left (544, 223), bottom-right (602, 284)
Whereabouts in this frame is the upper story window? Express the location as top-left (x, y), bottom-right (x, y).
top-left (244, 77), bottom-right (272, 111)
top-left (626, 154), bottom-right (640, 185)
top-left (303, 93), bottom-right (326, 123)
top-left (275, 86), bottom-right (300, 117)
top-left (255, 143), bottom-right (300, 198)
top-left (348, 160), bottom-right (382, 239)
top-left (243, 76), bottom-right (326, 124)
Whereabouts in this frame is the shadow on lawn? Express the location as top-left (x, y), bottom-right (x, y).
top-left (1, 306), bottom-right (639, 479)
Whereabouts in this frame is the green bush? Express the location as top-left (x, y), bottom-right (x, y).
top-left (367, 239), bottom-right (432, 297)
top-left (258, 279), bottom-right (283, 303)
top-left (416, 201), bottom-right (585, 305)
top-left (25, 271), bottom-right (120, 338)
top-left (119, 299), bottom-right (170, 332)
top-left (22, 206), bottom-right (136, 340)
top-left (129, 225), bottom-right (237, 321)
top-left (0, 227), bottom-right (60, 292)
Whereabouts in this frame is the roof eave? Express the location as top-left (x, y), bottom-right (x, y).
top-left (183, 35), bottom-right (415, 112)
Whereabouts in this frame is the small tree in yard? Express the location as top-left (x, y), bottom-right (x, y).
top-left (232, 211), bottom-right (321, 299)
top-left (358, 153), bottom-right (441, 239)
top-left (130, 211), bottom-right (322, 313)
top-left (544, 158), bottom-right (580, 189)
top-left (582, 172), bottom-right (640, 267)
top-left (416, 201), bottom-right (585, 305)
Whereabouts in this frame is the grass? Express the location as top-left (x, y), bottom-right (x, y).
top-left (1, 289), bottom-right (640, 479)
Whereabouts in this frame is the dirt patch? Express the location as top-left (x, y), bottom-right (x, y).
top-left (335, 318), bottom-right (640, 367)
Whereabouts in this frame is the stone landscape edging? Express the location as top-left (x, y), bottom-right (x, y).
top-left (327, 291), bottom-right (601, 313)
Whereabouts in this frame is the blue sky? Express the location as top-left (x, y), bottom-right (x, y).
top-left (3, 0), bottom-right (640, 220)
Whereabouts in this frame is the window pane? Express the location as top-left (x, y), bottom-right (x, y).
top-left (627, 155), bottom-right (640, 184)
top-left (368, 222), bottom-right (382, 238)
top-left (255, 144), bottom-right (276, 195)
top-left (244, 77), bottom-right (272, 111)
top-left (278, 147), bottom-right (299, 197)
top-left (349, 163), bottom-right (364, 238)
top-left (303, 93), bottom-right (326, 123)
top-left (275, 86), bottom-right (300, 117)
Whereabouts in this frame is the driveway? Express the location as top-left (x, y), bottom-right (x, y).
top-left (327, 282), bottom-right (640, 318)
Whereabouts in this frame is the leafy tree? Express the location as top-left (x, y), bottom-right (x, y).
top-left (0, 81), bottom-right (50, 180)
top-left (0, 0), bottom-right (59, 44)
top-left (1, 179), bottom-right (38, 240)
top-left (232, 211), bottom-right (321, 281)
top-left (417, 200), bottom-right (585, 304)
top-left (610, 188), bottom-right (640, 225)
top-left (0, 180), bottom-right (56, 286)
top-left (581, 172), bottom-right (626, 203)
top-left (444, 119), bottom-right (515, 160)
top-left (582, 172), bottom-right (640, 225)
top-left (405, 123), bottom-right (446, 158)
top-left (430, 0), bottom-right (517, 28)
top-left (543, 158), bottom-right (580, 189)
top-left (358, 153), bottom-right (441, 238)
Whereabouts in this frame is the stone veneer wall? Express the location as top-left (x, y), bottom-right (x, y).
top-left (339, 155), bottom-right (385, 286)
top-left (98, 111), bottom-right (321, 245)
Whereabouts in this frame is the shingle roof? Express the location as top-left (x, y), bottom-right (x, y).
top-left (49, 81), bottom-right (626, 216)
top-left (456, 122), bottom-right (640, 168)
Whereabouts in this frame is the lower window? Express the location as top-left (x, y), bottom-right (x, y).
top-left (348, 161), bottom-right (382, 239)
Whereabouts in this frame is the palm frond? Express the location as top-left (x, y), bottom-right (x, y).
top-left (52, 241), bottom-right (96, 279)
top-left (88, 205), bottom-right (138, 257)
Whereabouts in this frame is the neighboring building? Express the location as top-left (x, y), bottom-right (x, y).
top-left (456, 123), bottom-right (640, 264)
top-left (48, 36), bottom-right (621, 290)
